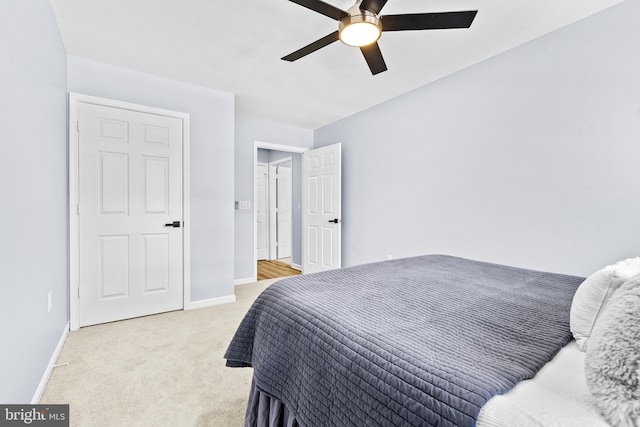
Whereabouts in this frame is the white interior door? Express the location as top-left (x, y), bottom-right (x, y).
top-left (276, 164), bottom-right (292, 259)
top-left (269, 164), bottom-right (277, 260)
top-left (256, 163), bottom-right (269, 260)
top-left (302, 143), bottom-right (341, 273)
top-left (78, 102), bottom-right (184, 327)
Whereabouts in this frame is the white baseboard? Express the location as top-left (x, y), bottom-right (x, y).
top-left (186, 294), bottom-right (236, 310)
top-left (234, 277), bottom-right (256, 286)
top-left (32, 322), bottom-right (69, 404)
top-left (291, 263), bottom-right (302, 271)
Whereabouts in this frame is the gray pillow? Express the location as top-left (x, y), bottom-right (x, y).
top-left (584, 274), bottom-right (640, 427)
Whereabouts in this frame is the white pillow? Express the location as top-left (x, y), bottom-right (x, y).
top-left (570, 257), bottom-right (640, 351)
top-left (584, 275), bottom-right (640, 426)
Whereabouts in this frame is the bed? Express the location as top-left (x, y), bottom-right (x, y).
top-left (225, 254), bottom-right (638, 426)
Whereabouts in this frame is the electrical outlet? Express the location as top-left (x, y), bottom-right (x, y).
top-left (47, 291), bottom-right (52, 313)
top-left (386, 254), bottom-right (393, 260)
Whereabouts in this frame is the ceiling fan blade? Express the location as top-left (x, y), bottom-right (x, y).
top-left (287, 0), bottom-right (348, 21)
top-left (282, 31), bottom-right (340, 62)
top-left (359, 0), bottom-right (388, 15)
top-left (360, 42), bottom-right (387, 75)
top-left (382, 11), bottom-right (478, 32)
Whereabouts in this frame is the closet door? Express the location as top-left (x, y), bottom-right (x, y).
top-left (77, 102), bottom-right (184, 327)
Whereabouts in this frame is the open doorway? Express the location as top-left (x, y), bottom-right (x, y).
top-left (254, 142), bottom-right (307, 281)
top-left (256, 155), bottom-right (298, 280)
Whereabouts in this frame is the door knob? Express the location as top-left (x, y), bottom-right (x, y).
top-left (328, 219), bottom-right (339, 224)
top-left (165, 221), bottom-right (181, 228)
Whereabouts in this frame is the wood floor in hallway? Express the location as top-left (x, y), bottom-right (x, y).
top-left (257, 259), bottom-right (301, 281)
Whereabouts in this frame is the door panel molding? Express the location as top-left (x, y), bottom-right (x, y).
top-left (69, 93), bottom-right (191, 330)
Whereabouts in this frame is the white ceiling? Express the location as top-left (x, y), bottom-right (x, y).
top-left (50, 0), bottom-right (623, 129)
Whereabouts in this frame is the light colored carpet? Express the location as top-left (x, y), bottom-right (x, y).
top-left (41, 279), bottom-right (276, 427)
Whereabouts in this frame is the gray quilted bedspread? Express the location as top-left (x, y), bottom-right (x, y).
top-left (225, 255), bottom-right (584, 426)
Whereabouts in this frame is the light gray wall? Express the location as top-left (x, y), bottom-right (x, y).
top-left (257, 148), bottom-right (270, 163)
top-left (0, 0), bottom-right (68, 403)
top-left (67, 55), bottom-right (235, 301)
top-left (314, 0), bottom-right (640, 277)
top-left (235, 116), bottom-right (313, 280)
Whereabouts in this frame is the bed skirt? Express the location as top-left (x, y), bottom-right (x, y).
top-left (245, 379), bottom-right (299, 427)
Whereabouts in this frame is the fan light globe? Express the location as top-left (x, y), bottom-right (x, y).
top-left (339, 13), bottom-right (382, 47)
top-left (340, 22), bottom-right (381, 46)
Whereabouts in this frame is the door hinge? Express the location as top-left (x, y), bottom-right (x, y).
top-left (77, 287), bottom-right (80, 298)
top-left (76, 204), bottom-right (79, 215)
top-left (76, 121), bottom-right (80, 132)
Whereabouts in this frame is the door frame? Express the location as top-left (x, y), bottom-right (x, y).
top-left (253, 142), bottom-right (308, 280)
top-left (268, 157), bottom-right (293, 260)
top-left (69, 92), bottom-right (191, 330)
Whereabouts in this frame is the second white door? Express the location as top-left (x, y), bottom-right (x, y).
top-left (276, 163), bottom-right (292, 259)
top-left (256, 163), bottom-right (269, 260)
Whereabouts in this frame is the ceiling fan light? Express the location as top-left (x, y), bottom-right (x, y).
top-left (339, 13), bottom-right (381, 47)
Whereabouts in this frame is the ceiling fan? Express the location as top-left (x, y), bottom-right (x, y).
top-left (281, 0), bottom-right (478, 75)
